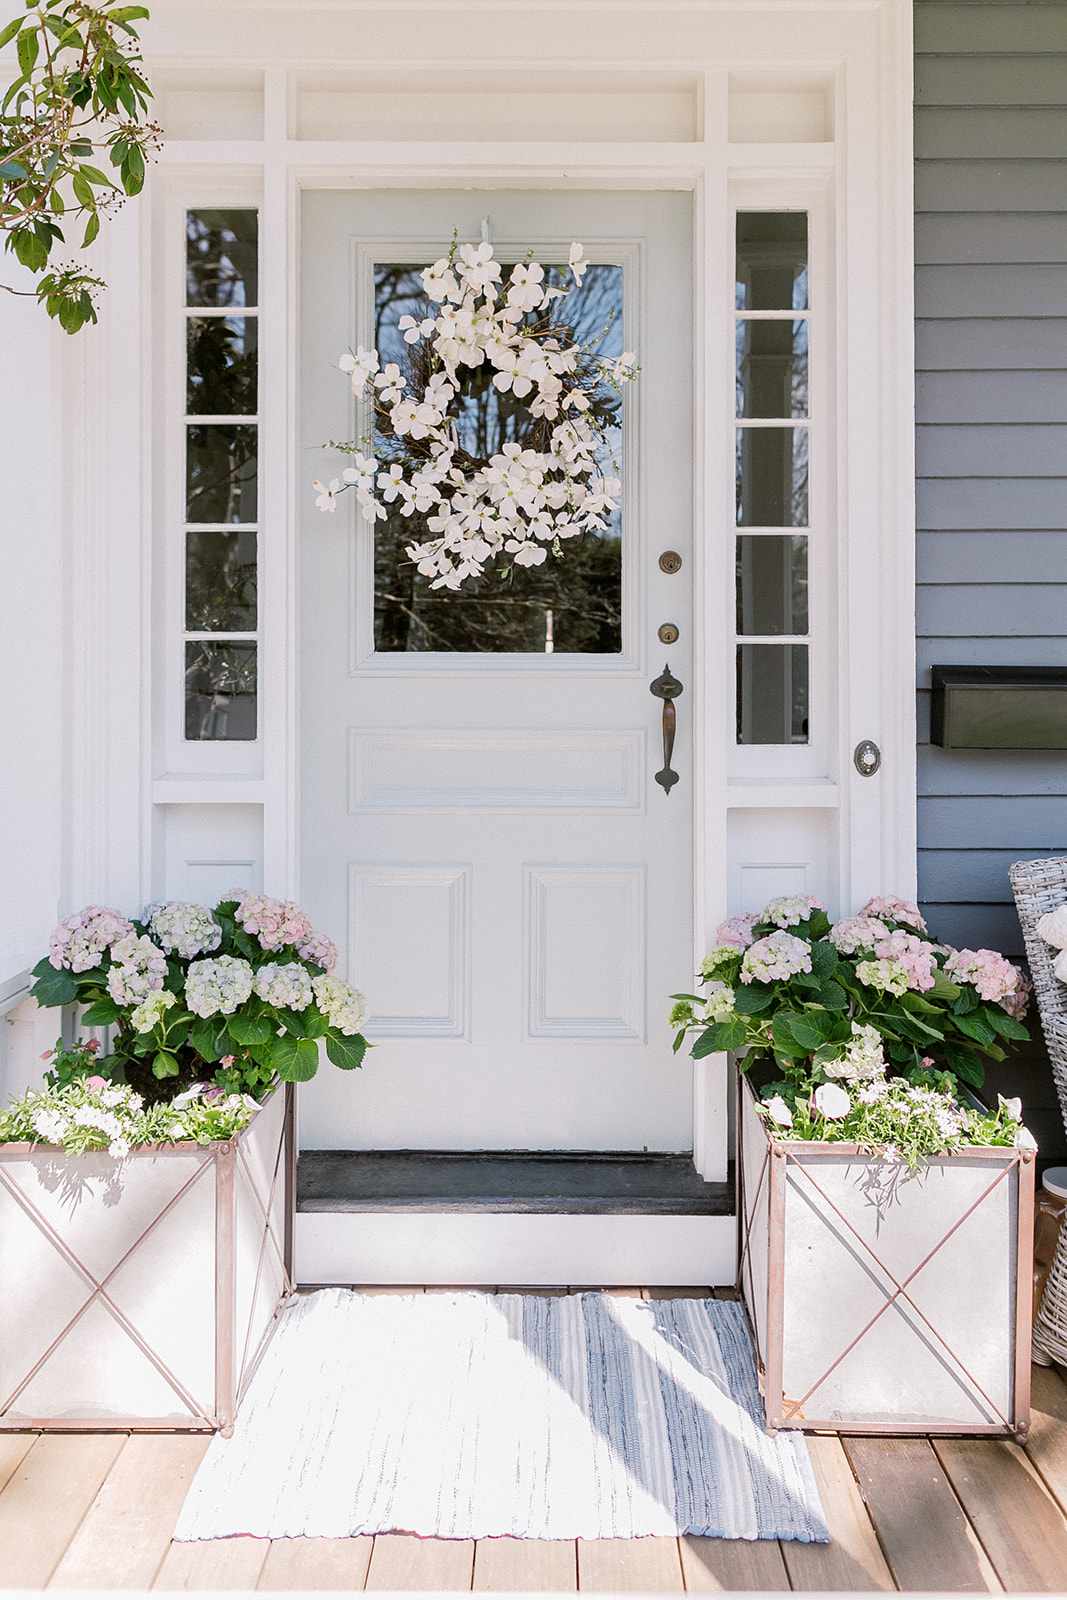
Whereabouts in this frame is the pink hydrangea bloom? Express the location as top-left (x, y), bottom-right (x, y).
top-left (873, 929), bottom-right (937, 992)
top-left (106, 934), bottom-right (168, 1005)
top-left (740, 932), bottom-right (812, 985)
top-left (861, 895), bottom-right (927, 933)
top-left (944, 947), bottom-right (1028, 1011)
top-left (232, 893), bottom-right (314, 953)
top-left (1003, 968), bottom-right (1031, 1021)
top-left (829, 914), bottom-right (890, 955)
top-left (49, 906), bottom-right (134, 972)
top-left (714, 914), bottom-right (757, 950)
top-left (297, 929), bottom-right (338, 973)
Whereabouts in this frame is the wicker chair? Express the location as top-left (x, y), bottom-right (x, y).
top-left (1010, 856), bottom-right (1067, 1366)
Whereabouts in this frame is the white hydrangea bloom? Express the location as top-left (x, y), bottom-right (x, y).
top-left (822, 1022), bottom-right (887, 1082)
top-left (130, 989), bottom-right (177, 1034)
top-left (148, 902), bottom-right (222, 959)
top-left (106, 934), bottom-right (168, 1006)
top-left (185, 955), bottom-right (254, 1018)
top-left (254, 961), bottom-right (314, 1012)
top-left (703, 984), bottom-right (736, 1023)
top-left (312, 974), bottom-right (367, 1036)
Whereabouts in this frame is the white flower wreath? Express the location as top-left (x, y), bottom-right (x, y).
top-left (312, 237), bottom-right (637, 591)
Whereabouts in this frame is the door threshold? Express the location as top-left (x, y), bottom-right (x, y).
top-left (297, 1149), bottom-right (734, 1216)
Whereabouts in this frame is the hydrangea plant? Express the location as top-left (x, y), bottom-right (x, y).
top-left (671, 893), bottom-right (1034, 1166)
top-left (30, 893), bottom-right (368, 1103)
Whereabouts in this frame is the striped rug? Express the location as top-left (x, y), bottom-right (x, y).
top-left (176, 1289), bottom-right (827, 1543)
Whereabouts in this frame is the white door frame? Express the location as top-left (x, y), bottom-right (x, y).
top-left (47, 2), bottom-right (916, 1278)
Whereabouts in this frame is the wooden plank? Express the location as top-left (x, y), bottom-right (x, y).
top-left (258, 1536), bottom-right (374, 1589)
top-left (779, 1435), bottom-right (894, 1592)
top-left (916, 57), bottom-right (1067, 108)
top-left (918, 581), bottom-right (1067, 636)
top-left (917, 269), bottom-right (1067, 324)
top-left (642, 1286), bottom-right (713, 1298)
top-left (0, 1434), bottom-right (35, 1496)
top-left (679, 1533), bottom-right (790, 1591)
top-left (917, 4), bottom-right (1067, 52)
top-left (50, 1434), bottom-right (210, 1590)
top-left (577, 1536), bottom-right (683, 1590)
top-left (916, 110), bottom-right (1067, 165)
top-left (473, 1537), bottom-right (576, 1591)
top-left (0, 1433), bottom-right (126, 1589)
top-left (917, 317), bottom-right (1067, 373)
top-left (843, 1436), bottom-right (1000, 1593)
top-left (935, 1436), bottom-right (1067, 1592)
top-left (1027, 1363), bottom-right (1067, 1514)
top-left (365, 1532), bottom-right (475, 1590)
top-left (917, 161), bottom-right (1067, 215)
top-left (155, 1535), bottom-right (269, 1590)
top-left (918, 793), bottom-right (1067, 851)
top-left (917, 375), bottom-right (1067, 429)
top-left (917, 478), bottom-right (1067, 533)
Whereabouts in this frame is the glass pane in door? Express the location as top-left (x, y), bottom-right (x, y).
top-left (370, 260), bottom-right (625, 653)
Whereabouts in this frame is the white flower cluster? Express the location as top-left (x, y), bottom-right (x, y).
top-left (313, 238), bottom-right (636, 589)
top-left (254, 961), bottom-right (314, 1012)
top-left (703, 984), bottom-right (736, 1023)
top-left (185, 955), bottom-right (254, 1018)
top-left (130, 989), bottom-right (177, 1034)
top-left (106, 934), bottom-right (168, 1006)
top-left (822, 1022), bottom-right (886, 1082)
top-left (761, 895), bottom-right (822, 929)
top-left (148, 901), bottom-right (222, 959)
top-left (312, 974), bottom-right (367, 1036)
top-left (28, 1081), bottom-right (144, 1161)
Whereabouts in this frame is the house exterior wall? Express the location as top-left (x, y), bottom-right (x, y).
top-left (915, 0), bottom-right (1067, 1153)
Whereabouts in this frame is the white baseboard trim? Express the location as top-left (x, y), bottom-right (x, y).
top-left (295, 1212), bottom-right (737, 1287)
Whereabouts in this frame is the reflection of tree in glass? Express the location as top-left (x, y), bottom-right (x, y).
top-left (186, 531), bottom-right (257, 632)
top-left (186, 211), bottom-right (258, 309)
top-left (186, 426), bottom-right (257, 523)
top-left (368, 261), bottom-right (626, 654)
top-left (187, 318), bottom-right (258, 416)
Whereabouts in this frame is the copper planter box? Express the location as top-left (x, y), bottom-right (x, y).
top-left (0, 1086), bottom-right (293, 1434)
top-left (737, 1074), bottom-right (1034, 1438)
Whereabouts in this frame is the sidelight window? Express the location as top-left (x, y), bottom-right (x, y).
top-left (183, 209), bottom-right (259, 740)
top-left (734, 211), bottom-right (810, 746)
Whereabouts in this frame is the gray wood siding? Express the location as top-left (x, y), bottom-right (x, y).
top-left (915, 1), bottom-right (1067, 1148)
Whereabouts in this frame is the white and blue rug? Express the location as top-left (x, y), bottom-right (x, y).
top-left (176, 1289), bottom-right (826, 1543)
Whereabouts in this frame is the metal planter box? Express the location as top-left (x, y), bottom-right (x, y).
top-left (0, 1085), bottom-right (292, 1434)
top-left (737, 1074), bottom-right (1035, 1438)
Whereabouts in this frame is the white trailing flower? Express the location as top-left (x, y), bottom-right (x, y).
top-left (315, 237), bottom-right (636, 588)
top-left (32, 1108), bottom-right (70, 1142)
top-left (814, 1082), bottom-right (851, 1120)
top-left (1015, 1126), bottom-right (1038, 1152)
top-left (254, 962), bottom-right (314, 1012)
top-left (1037, 906), bottom-right (1067, 950)
top-left (312, 974), bottom-right (367, 1036)
top-left (999, 1093), bottom-right (1023, 1121)
top-left (185, 955), bottom-right (254, 1019)
top-left (148, 902), bottom-right (222, 959)
top-left (763, 1094), bottom-right (794, 1129)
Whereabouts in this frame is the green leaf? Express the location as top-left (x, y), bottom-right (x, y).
top-left (273, 1035), bottom-right (320, 1083)
top-left (815, 979), bottom-right (848, 1011)
top-left (954, 1011), bottom-right (997, 1047)
top-left (809, 939), bottom-right (838, 977)
top-left (78, 164), bottom-right (112, 187)
top-left (0, 17), bottom-right (24, 50)
top-left (943, 1044), bottom-right (985, 1089)
top-left (122, 143), bottom-right (145, 196)
top-left (189, 1018), bottom-right (223, 1062)
top-left (71, 171), bottom-right (94, 208)
top-left (732, 983), bottom-right (774, 1016)
top-left (30, 966), bottom-right (79, 1007)
top-left (930, 971), bottom-right (963, 1002)
top-left (770, 1014), bottom-right (809, 1059)
top-left (787, 1011), bottom-right (827, 1050)
top-left (81, 211), bottom-right (99, 248)
top-left (0, 159), bottom-right (27, 179)
top-left (107, 5), bottom-right (151, 21)
top-left (325, 1032), bottom-right (367, 1071)
top-left (227, 1011), bottom-right (274, 1047)
top-left (81, 997), bottom-right (121, 1026)
top-left (152, 1050), bottom-right (181, 1080)
top-left (988, 1009), bottom-right (1030, 1042)
top-left (691, 1017), bottom-right (747, 1057)
top-left (15, 23), bottom-right (37, 78)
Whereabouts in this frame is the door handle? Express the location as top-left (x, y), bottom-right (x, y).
top-left (649, 663), bottom-right (684, 795)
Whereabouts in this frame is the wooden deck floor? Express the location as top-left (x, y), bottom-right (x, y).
top-left (2, 1287), bottom-right (1066, 1592)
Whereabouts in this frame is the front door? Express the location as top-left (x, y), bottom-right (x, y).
top-left (300, 189), bottom-right (693, 1159)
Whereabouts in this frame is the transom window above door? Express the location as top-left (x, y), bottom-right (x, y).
top-left (366, 255), bottom-right (627, 656)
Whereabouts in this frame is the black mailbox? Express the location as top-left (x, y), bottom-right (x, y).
top-left (930, 666), bottom-right (1067, 750)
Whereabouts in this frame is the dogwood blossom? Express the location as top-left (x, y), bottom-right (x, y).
top-left (185, 955), bottom-right (254, 1018)
top-left (312, 974), bottom-right (367, 1036)
top-left (49, 906), bottom-right (133, 972)
top-left (763, 1095), bottom-right (793, 1128)
top-left (761, 894), bottom-right (822, 929)
top-left (741, 932), bottom-right (812, 985)
top-left (254, 962), bottom-right (314, 1012)
top-left (148, 902), bottom-right (221, 959)
top-left (107, 934), bottom-right (167, 1006)
top-left (315, 238), bottom-right (636, 588)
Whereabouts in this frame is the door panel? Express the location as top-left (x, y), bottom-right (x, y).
top-left (299, 188), bottom-right (693, 1151)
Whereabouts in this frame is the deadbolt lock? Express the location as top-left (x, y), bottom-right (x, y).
top-left (658, 550), bottom-right (683, 575)
top-left (658, 622), bottom-right (680, 645)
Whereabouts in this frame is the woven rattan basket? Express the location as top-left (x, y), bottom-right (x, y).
top-left (1010, 856), bottom-right (1067, 1366)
